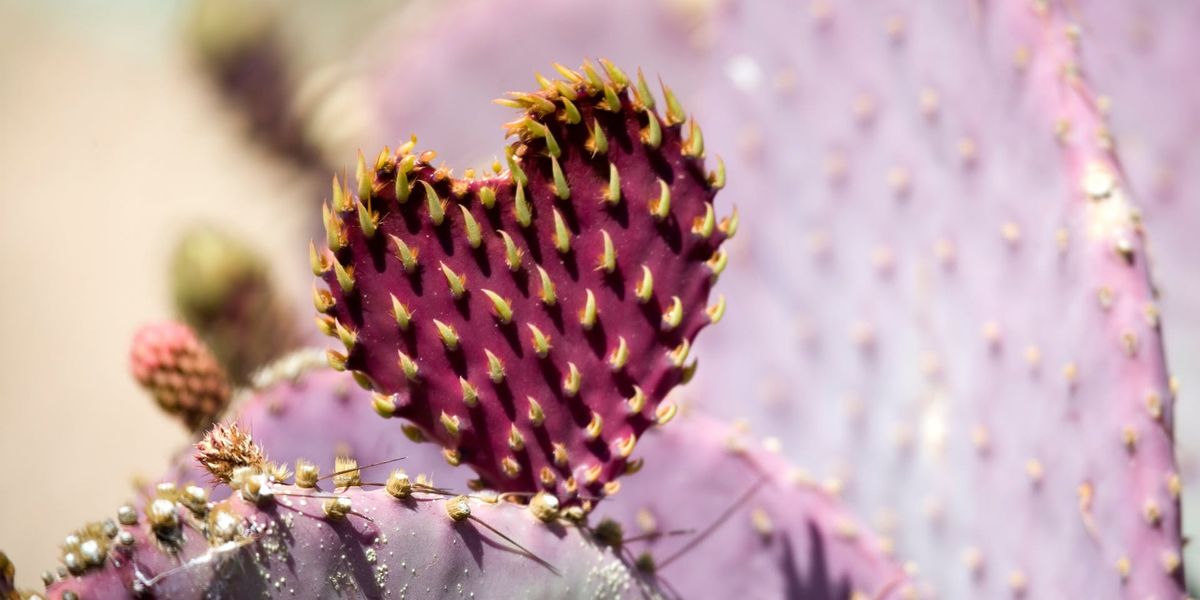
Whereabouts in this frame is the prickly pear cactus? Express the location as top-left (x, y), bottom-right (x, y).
top-left (314, 61), bottom-right (731, 505)
top-left (130, 321), bottom-right (231, 432)
top-left (594, 413), bottom-right (911, 599)
top-left (333, 0), bottom-right (1185, 597)
top-left (686, 2), bottom-right (1185, 598)
top-left (46, 429), bottom-right (660, 599)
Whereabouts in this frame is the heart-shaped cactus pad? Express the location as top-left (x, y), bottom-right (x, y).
top-left (315, 60), bottom-right (731, 506)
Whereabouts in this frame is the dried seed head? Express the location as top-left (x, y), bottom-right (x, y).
top-left (194, 422), bottom-right (268, 483)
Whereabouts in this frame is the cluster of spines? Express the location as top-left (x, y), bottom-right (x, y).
top-left (312, 59), bottom-right (733, 505)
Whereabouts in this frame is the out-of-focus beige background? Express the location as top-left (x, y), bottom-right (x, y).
top-left (0, 1), bottom-right (314, 587)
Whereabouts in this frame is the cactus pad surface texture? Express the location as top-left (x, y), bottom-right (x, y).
top-left (689, 1), bottom-right (1186, 598)
top-left (595, 412), bottom-right (911, 599)
top-left (1071, 0), bottom-right (1200, 574)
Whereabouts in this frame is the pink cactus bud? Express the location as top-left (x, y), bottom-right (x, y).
top-left (130, 321), bottom-right (231, 432)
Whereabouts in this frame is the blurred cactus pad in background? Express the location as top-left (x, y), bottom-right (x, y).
top-left (1, 0), bottom-right (1198, 598)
